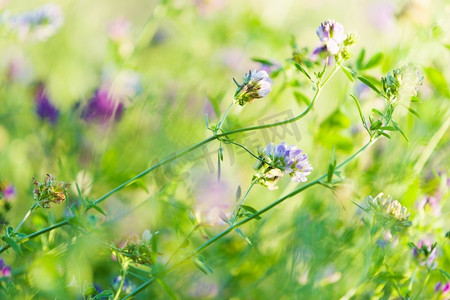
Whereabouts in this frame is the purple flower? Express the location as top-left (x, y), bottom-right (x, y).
top-left (3, 185), bottom-right (15, 201)
top-left (435, 282), bottom-right (450, 294)
top-left (81, 69), bottom-right (141, 124)
top-left (112, 276), bottom-right (134, 294)
top-left (234, 70), bottom-right (272, 106)
top-left (316, 20), bottom-right (346, 55)
top-left (34, 83), bottom-right (59, 123)
top-left (0, 259), bottom-right (11, 277)
top-left (81, 88), bottom-right (124, 123)
top-left (255, 142), bottom-right (312, 190)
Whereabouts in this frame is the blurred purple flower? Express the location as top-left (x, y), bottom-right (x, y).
top-left (34, 83), bottom-right (59, 123)
top-left (355, 82), bottom-right (371, 100)
top-left (0, 259), bottom-right (11, 277)
top-left (6, 3), bottom-right (64, 41)
top-left (258, 60), bottom-right (281, 75)
top-left (195, 176), bottom-right (232, 226)
top-left (112, 276), bottom-right (134, 294)
top-left (368, 2), bottom-right (395, 32)
top-left (81, 69), bottom-right (141, 124)
top-left (435, 282), bottom-right (450, 294)
top-left (3, 185), bottom-right (15, 201)
top-left (81, 88), bottom-right (124, 123)
top-left (107, 17), bottom-right (131, 42)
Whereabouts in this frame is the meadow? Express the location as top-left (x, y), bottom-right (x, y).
top-left (0, 0), bottom-right (449, 299)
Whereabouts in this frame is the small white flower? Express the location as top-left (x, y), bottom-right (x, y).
top-left (142, 229), bottom-right (152, 242)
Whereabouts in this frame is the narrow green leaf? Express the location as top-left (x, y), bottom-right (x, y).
top-left (234, 228), bottom-right (252, 245)
top-left (406, 107), bottom-right (421, 119)
top-left (235, 186), bottom-right (241, 202)
top-left (93, 290), bottom-right (114, 299)
top-left (370, 120), bottom-right (382, 130)
top-left (2, 236), bottom-right (22, 255)
top-left (363, 53), bottom-right (383, 70)
top-left (340, 65), bottom-right (355, 82)
top-left (411, 95), bottom-right (421, 103)
top-left (378, 131), bottom-right (391, 139)
top-left (293, 91), bottom-right (311, 106)
top-left (327, 146), bottom-right (336, 182)
top-left (240, 205), bottom-right (257, 214)
top-left (371, 108), bottom-right (384, 117)
top-left (192, 256), bottom-right (213, 274)
top-left (91, 204), bottom-right (107, 216)
top-left (205, 114), bottom-right (209, 129)
top-left (358, 76), bottom-right (382, 96)
top-left (293, 62), bottom-right (312, 81)
top-left (349, 94), bottom-right (367, 129)
top-left (252, 57), bottom-right (274, 66)
top-left (392, 120), bottom-right (409, 142)
top-left (438, 268), bottom-right (450, 279)
top-left (379, 126), bottom-right (396, 131)
top-left (356, 49), bottom-right (365, 70)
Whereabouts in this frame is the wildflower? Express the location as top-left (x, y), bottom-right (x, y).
top-left (412, 239), bottom-right (437, 269)
top-left (6, 4), bottom-right (64, 41)
top-left (315, 20), bottom-right (356, 61)
top-left (0, 259), bottom-right (11, 277)
top-left (33, 174), bottom-right (70, 208)
top-left (2, 184), bottom-right (15, 201)
top-left (254, 142), bottom-right (312, 190)
top-left (365, 193), bottom-right (412, 231)
top-left (233, 70), bottom-right (271, 106)
top-left (34, 83), bottom-right (59, 124)
top-left (316, 20), bottom-right (346, 55)
top-left (107, 17), bottom-right (131, 42)
top-left (81, 69), bottom-right (141, 124)
top-left (382, 65), bottom-right (423, 100)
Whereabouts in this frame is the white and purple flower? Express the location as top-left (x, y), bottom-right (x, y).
top-left (316, 20), bottom-right (346, 55)
top-left (234, 70), bottom-right (271, 106)
top-left (6, 3), bottom-right (64, 41)
top-left (255, 142), bottom-right (312, 190)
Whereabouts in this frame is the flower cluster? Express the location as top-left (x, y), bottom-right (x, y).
top-left (412, 239), bottom-right (437, 269)
top-left (32, 174), bottom-right (70, 208)
top-left (365, 193), bottom-right (412, 231)
top-left (382, 65), bottom-right (423, 100)
top-left (254, 142), bottom-right (312, 190)
top-left (233, 70), bottom-right (271, 106)
top-left (120, 229), bottom-right (157, 265)
top-left (315, 19), bottom-right (356, 61)
top-left (0, 259), bottom-right (11, 277)
top-left (4, 4), bottom-right (64, 41)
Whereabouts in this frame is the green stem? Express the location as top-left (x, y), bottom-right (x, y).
top-left (14, 203), bottom-right (38, 234)
top-left (415, 270), bottom-right (431, 300)
top-left (0, 219), bottom-right (70, 254)
top-left (121, 278), bottom-right (155, 300)
top-left (216, 102), bottom-right (234, 132)
top-left (164, 224), bottom-right (200, 267)
top-left (113, 271), bottom-right (126, 300)
top-left (231, 180), bottom-right (256, 224)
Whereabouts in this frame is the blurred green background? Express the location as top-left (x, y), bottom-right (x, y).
top-left (0, 0), bottom-right (449, 299)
